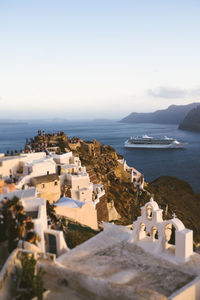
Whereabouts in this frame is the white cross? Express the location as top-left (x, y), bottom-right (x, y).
top-left (172, 212), bottom-right (176, 219)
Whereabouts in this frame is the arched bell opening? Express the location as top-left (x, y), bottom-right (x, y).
top-left (139, 222), bottom-right (147, 240)
top-left (151, 226), bottom-right (159, 242)
top-left (140, 222), bottom-right (146, 232)
top-left (165, 223), bottom-right (176, 251)
top-left (146, 205), bottom-right (152, 220)
top-left (168, 224), bottom-right (176, 245)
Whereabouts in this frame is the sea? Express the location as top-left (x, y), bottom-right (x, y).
top-left (0, 120), bottom-right (200, 193)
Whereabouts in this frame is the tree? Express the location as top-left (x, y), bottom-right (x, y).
top-left (14, 255), bottom-right (44, 300)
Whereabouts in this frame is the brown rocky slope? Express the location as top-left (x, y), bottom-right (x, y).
top-left (71, 141), bottom-right (139, 224)
top-left (72, 141), bottom-right (200, 245)
top-left (147, 176), bottom-right (200, 245)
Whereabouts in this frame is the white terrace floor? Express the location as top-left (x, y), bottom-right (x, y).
top-left (40, 224), bottom-right (200, 300)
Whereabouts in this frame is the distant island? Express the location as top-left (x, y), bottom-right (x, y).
top-left (0, 120), bottom-right (28, 125)
top-left (29, 118), bottom-right (68, 123)
top-left (120, 103), bottom-right (200, 125)
top-left (94, 118), bottom-right (116, 122)
top-left (179, 105), bottom-right (200, 132)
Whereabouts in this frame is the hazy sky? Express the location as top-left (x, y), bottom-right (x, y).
top-left (1, 0), bottom-right (200, 119)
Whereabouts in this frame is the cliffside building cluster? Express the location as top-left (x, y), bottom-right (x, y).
top-left (0, 148), bottom-right (106, 230)
top-left (0, 131), bottom-right (199, 299)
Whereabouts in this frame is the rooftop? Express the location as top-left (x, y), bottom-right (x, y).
top-left (55, 197), bottom-right (86, 208)
top-left (0, 156), bottom-right (20, 162)
top-left (0, 152), bottom-right (46, 162)
top-left (52, 152), bottom-right (72, 159)
top-left (0, 187), bottom-right (37, 202)
top-left (24, 157), bottom-right (55, 166)
top-left (31, 174), bottom-right (59, 184)
top-left (57, 224), bottom-right (200, 299)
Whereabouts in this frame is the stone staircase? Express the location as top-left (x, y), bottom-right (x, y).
top-left (86, 167), bottom-right (99, 184)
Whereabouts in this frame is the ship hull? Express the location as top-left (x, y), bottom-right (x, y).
top-left (124, 143), bottom-right (187, 149)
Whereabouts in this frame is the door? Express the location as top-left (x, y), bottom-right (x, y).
top-left (45, 233), bottom-right (57, 256)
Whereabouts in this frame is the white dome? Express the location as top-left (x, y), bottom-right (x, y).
top-left (55, 197), bottom-right (85, 208)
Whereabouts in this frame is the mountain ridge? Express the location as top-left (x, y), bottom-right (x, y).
top-left (120, 103), bottom-right (200, 124)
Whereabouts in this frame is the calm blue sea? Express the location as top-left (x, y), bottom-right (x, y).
top-left (0, 120), bottom-right (200, 193)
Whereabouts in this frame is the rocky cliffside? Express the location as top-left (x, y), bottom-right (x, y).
top-left (179, 105), bottom-right (200, 132)
top-left (71, 141), bottom-right (140, 224)
top-left (146, 176), bottom-right (200, 245)
top-left (71, 141), bottom-right (200, 245)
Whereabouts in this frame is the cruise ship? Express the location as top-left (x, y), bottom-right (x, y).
top-left (124, 135), bottom-right (187, 149)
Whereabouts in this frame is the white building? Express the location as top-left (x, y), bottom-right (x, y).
top-left (52, 152), bottom-right (80, 166)
top-left (0, 187), bottom-right (37, 203)
top-left (0, 186), bottom-right (68, 256)
top-left (16, 157), bottom-right (56, 189)
top-left (21, 157), bottom-right (56, 177)
top-left (66, 172), bottom-right (93, 202)
top-left (22, 196), bottom-right (68, 256)
top-left (52, 153), bottom-right (105, 206)
top-left (0, 152), bottom-right (55, 187)
top-left (55, 197), bottom-right (98, 230)
top-left (0, 152), bottom-right (47, 178)
top-left (118, 158), bottom-right (144, 189)
top-left (92, 184), bottom-right (105, 206)
top-left (52, 152), bottom-right (86, 174)
top-left (0, 156), bottom-right (21, 178)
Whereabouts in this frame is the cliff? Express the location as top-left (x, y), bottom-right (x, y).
top-left (71, 140), bottom-right (139, 224)
top-left (121, 103), bottom-right (200, 124)
top-left (179, 105), bottom-right (200, 132)
top-left (72, 141), bottom-right (200, 245)
top-left (146, 176), bottom-right (200, 245)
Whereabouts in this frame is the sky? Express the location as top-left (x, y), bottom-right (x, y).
top-left (1, 0), bottom-right (200, 119)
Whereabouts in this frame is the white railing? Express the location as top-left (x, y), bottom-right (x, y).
top-left (0, 249), bottom-right (56, 291)
top-left (93, 189), bottom-right (105, 207)
top-left (0, 248), bottom-right (18, 290)
top-left (16, 174), bottom-right (32, 189)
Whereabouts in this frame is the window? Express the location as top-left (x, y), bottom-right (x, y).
top-left (47, 171), bottom-right (49, 175)
top-left (54, 181), bottom-right (58, 186)
top-left (41, 183), bottom-right (45, 188)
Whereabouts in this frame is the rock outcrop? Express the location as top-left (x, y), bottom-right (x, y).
top-left (146, 176), bottom-right (200, 245)
top-left (179, 104), bottom-right (200, 132)
top-left (25, 130), bottom-right (69, 153)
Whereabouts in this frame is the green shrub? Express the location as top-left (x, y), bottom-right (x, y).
top-left (15, 255), bottom-right (44, 300)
